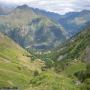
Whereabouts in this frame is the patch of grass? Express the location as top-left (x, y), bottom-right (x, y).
top-left (63, 61), bottom-right (86, 77)
top-left (0, 33), bottom-right (44, 89)
top-left (28, 71), bottom-right (79, 90)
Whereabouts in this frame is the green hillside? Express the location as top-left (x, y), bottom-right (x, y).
top-left (0, 33), bottom-right (81, 90)
top-left (37, 25), bottom-right (90, 63)
top-left (30, 26), bottom-right (90, 90)
top-left (0, 32), bottom-right (45, 89)
top-left (27, 26), bottom-right (90, 90)
top-left (58, 25), bottom-right (90, 62)
top-left (0, 17), bottom-right (89, 89)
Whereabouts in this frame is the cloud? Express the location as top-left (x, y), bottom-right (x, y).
top-left (74, 0), bottom-right (90, 10)
top-left (0, 0), bottom-right (90, 14)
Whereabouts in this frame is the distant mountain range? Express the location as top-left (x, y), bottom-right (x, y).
top-left (0, 5), bottom-right (68, 51)
top-left (0, 3), bottom-right (16, 15)
top-left (31, 8), bottom-right (90, 37)
top-left (0, 4), bottom-right (90, 51)
top-left (0, 4), bottom-right (90, 90)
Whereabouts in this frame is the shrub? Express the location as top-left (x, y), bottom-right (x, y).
top-left (33, 70), bottom-right (39, 76)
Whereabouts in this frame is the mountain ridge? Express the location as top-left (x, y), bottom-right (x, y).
top-left (0, 4), bottom-right (68, 51)
top-left (0, 4), bottom-right (90, 89)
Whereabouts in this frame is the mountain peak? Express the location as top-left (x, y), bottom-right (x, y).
top-left (16, 4), bottom-right (30, 9)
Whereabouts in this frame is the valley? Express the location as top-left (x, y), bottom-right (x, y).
top-left (0, 4), bottom-right (90, 90)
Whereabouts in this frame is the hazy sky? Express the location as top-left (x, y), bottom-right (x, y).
top-left (0, 0), bottom-right (90, 14)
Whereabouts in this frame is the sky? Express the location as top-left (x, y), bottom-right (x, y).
top-left (0, 0), bottom-right (90, 14)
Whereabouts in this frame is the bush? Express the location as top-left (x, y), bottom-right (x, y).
top-left (33, 70), bottom-right (39, 76)
top-left (81, 78), bottom-right (90, 90)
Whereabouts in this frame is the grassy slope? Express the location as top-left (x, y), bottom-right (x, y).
top-left (36, 25), bottom-right (90, 62)
top-left (26, 71), bottom-right (79, 90)
top-left (0, 26), bottom-right (89, 90)
top-left (0, 33), bottom-right (45, 89)
top-left (28, 26), bottom-right (90, 90)
top-left (0, 32), bottom-right (81, 90)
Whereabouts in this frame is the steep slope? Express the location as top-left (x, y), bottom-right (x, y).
top-left (47, 25), bottom-right (90, 62)
top-left (0, 32), bottom-right (45, 89)
top-left (25, 26), bottom-right (90, 90)
top-left (0, 33), bottom-right (80, 90)
top-left (26, 70), bottom-right (80, 90)
top-left (0, 5), bottom-right (68, 51)
top-left (63, 25), bottom-right (90, 61)
top-left (36, 9), bottom-right (90, 37)
top-left (58, 10), bottom-right (90, 37)
top-left (55, 26), bottom-right (90, 84)
top-left (29, 25), bottom-right (90, 90)
top-left (33, 25), bottom-right (90, 74)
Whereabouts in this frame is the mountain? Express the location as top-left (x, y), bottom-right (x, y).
top-left (0, 5), bottom-right (90, 89)
top-left (33, 25), bottom-right (90, 72)
top-left (0, 24), bottom-right (89, 90)
top-left (35, 25), bottom-right (90, 89)
top-left (0, 5), bottom-right (68, 51)
top-left (47, 25), bottom-right (90, 62)
top-left (27, 25), bottom-right (90, 90)
top-left (65, 25), bottom-right (90, 61)
top-left (35, 9), bottom-right (90, 37)
top-left (0, 4), bottom-right (89, 52)
top-left (58, 10), bottom-right (90, 37)
top-left (0, 3), bottom-right (15, 15)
